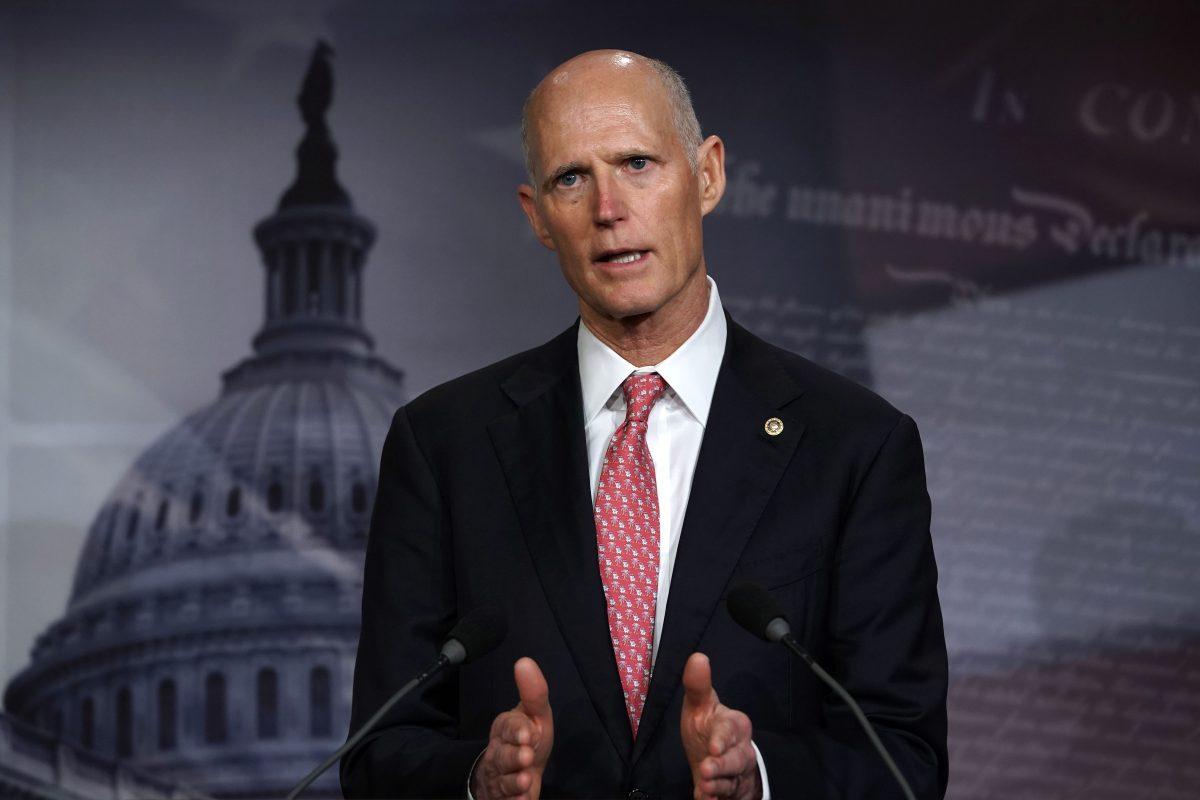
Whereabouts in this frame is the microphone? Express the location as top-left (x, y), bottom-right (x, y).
top-left (439, 606), bottom-right (508, 666)
top-left (726, 583), bottom-right (917, 800)
top-left (285, 606), bottom-right (507, 800)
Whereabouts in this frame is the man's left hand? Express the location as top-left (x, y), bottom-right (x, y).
top-left (680, 652), bottom-right (763, 800)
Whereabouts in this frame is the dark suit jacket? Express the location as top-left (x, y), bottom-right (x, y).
top-left (341, 315), bottom-right (948, 799)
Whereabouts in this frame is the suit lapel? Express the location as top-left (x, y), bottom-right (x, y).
top-left (631, 318), bottom-right (807, 764)
top-left (487, 325), bottom-right (634, 764)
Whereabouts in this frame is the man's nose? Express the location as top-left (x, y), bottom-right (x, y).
top-left (591, 172), bottom-right (627, 226)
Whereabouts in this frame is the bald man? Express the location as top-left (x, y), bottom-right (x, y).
top-left (342, 51), bottom-right (948, 800)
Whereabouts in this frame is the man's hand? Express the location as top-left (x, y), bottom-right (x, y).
top-left (680, 653), bottom-right (763, 800)
top-left (470, 657), bottom-right (554, 800)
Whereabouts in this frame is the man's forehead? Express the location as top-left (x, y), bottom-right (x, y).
top-left (535, 78), bottom-right (666, 133)
top-left (525, 50), bottom-right (679, 176)
top-left (533, 95), bottom-right (669, 168)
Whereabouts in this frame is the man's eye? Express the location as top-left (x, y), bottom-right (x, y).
top-left (629, 157), bottom-right (648, 170)
top-left (558, 172), bottom-right (579, 187)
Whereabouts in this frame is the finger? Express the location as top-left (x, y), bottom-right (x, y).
top-left (514, 657), bottom-right (551, 720)
top-left (493, 741), bottom-right (535, 773)
top-left (682, 652), bottom-right (715, 711)
top-left (697, 774), bottom-right (737, 797)
top-left (490, 710), bottom-right (523, 743)
top-left (706, 712), bottom-right (746, 755)
top-left (701, 743), bottom-right (755, 779)
top-left (498, 767), bottom-right (531, 797)
top-left (496, 712), bottom-right (534, 746)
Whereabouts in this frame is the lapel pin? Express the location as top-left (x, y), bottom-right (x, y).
top-left (764, 417), bottom-right (784, 436)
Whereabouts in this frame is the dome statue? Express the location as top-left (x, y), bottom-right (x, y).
top-left (4, 41), bottom-right (403, 799)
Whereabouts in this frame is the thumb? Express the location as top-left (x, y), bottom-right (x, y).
top-left (514, 657), bottom-right (550, 720)
top-left (682, 652), bottom-right (715, 711)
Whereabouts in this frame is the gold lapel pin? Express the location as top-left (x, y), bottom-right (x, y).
top-left (764, 417), bottom-right (784, 436)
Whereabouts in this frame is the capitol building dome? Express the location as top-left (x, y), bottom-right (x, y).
top-left (4, 42), bottom-right (402, 799)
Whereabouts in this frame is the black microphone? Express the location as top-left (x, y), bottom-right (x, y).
top-left (285, 606), bottom-right (507, 800)
top-left (726, 583), bottom-right (917, 800)
top-left (438, 606), bottom-right (508, 667)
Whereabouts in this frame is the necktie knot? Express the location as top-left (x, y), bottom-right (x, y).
top-left (622, 372), bottom-right (666, 425)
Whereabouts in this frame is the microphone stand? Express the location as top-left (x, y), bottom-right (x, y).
top-left (780, 635), bottom-right (917, 800)
top-left (285, 653), bottom-right (451, 800)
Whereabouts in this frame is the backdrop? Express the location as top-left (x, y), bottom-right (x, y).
top-left (1, 1), bottom-right (1198, 798)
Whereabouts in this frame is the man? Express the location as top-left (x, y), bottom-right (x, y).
top-left (342, 50), bottom-right (947, 799)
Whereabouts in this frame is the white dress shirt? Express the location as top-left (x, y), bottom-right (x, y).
top-left (578, 276), bottom-right (772, 799)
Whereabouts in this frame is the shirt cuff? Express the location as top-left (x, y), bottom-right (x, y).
top-left (751, 739), bottom-right (771, 800)
top-left (466, 747), bottom-right (485, 799)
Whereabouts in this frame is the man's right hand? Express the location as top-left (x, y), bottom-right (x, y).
top-left (470, 657), bottom-right (554, 800)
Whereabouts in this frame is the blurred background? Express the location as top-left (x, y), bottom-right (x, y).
top-left (1, 1), bottom-right (1197, 797)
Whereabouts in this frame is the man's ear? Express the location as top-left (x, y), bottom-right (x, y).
top-left (695, 135), bottom-right (726, 217)
top-left (517, 184), bottom-right (557, 251)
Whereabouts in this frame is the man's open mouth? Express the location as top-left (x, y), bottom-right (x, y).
top-left (596, 250), bottom-right (648, 264)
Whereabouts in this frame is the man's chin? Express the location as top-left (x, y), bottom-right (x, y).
top-left (587, 297), bottom-right (661, 324)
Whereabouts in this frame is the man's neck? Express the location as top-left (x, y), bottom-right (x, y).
top-left (581, 274), bottom-right (710, 367)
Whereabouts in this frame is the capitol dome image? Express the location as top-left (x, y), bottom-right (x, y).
top-left (3, 42), bottom-right (402, 799)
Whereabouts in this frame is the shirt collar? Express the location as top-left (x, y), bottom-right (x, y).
top-left (577, 275), bottom-right (727, 427)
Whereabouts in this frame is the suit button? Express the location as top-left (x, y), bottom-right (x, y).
top-left (627, 790), bottom-right (650, 800)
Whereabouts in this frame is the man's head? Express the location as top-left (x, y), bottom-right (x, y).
top-left (517, 50), bottom-right (726, 335)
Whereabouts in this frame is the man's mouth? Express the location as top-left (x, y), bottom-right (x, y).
top-left (595, 249), bottom-right (648, 265)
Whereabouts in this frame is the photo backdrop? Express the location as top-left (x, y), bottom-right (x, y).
top-left (1, 2), bottom-right (1197, 798)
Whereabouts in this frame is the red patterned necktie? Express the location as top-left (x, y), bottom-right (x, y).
top-left (594, 371), bottom-right (667, 735)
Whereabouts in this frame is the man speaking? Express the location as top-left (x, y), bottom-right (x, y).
top-left (341, 50), bottom-right (948, 799)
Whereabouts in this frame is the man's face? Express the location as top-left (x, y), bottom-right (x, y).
top-left (518, 56), bottom-right (723, 326)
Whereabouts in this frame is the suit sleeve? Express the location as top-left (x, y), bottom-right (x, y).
top-left (753, 413), bottom-right (949, 799)
top-left (340, 406), bottom-right (485, 798)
